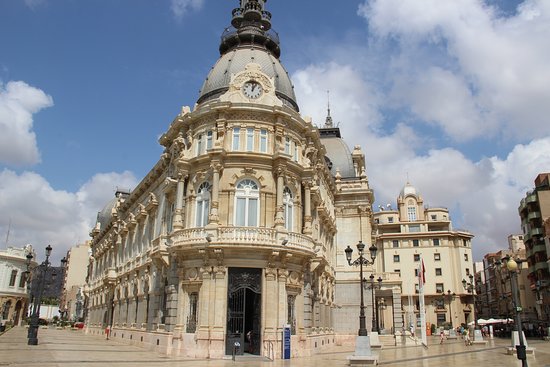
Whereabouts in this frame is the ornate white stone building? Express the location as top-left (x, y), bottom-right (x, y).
top-left (85, 0), bottom-right (376, 358)
top-left (0, 245), bottom-right (35, 327)
top-left (85, 0), bottom-right (476, 358)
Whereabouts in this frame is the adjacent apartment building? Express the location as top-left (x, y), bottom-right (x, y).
top-left (373, 183), bottom-right (475, 329)
top-left (518, 173), bottom-right (550, 321)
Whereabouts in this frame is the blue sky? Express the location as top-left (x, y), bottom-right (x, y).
top-left (1, 0), bottom-right (549, 263)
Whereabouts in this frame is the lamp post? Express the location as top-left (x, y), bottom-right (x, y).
top-left (27, 246), bottom-right (65, 346)
top-left (446, 290), bottom-right (456, 328)
top-left (366, 275), bottom-right (383, 333)
top-left (462, 274), bottom-right (477, 330)
top-left (345, 241), bottom-right (377, 337)
top-left (503, 257), bottom-right (528, 367)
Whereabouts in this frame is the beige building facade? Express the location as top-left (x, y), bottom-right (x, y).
top-left (60, 242), bottom-right (90, 321)
top-left (85, 0), bottom-right (376, 359)
top-left (373, 183), bottom-right (475, 330)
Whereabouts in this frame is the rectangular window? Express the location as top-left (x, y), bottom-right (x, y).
top-left (260, 129), bottom-right (267, 153)
top-left (186, 292), bottom-right (198, 333)
top-left (392, 240), bottom-right (399, 248)
top-left (415, 284), bottom-right (419, 294)
top-left (414, 254), bottom-right (420, 262)
top-left (431, 215), bottom-right (437, 221)
top-left (246, 128), bottom-right (254, 151)
top-left (293, 143), bottom-right (298, 162)
top-left (395, 269), bottom-right (401, 276)
top-left (206, 130), bottom-right (213, 150)
top-left (413, 239), bottom-right (419, 247)
top-left (196, 134), bottom-right (203, 155)
top-left (235, 198), bottom-right (246, 226)
top-left (436, 283), bottom-right (444, 293)
top-left (232, 128), bottom-right (241, 151)
top-left (409, 224), bottom-right (420, 232)
top-left (393, 255), bottom-right (400, 262)
top-left (388, 217), bottom-right (394, 223)
top-left (19, 272), bottom-right (27, 288)
top-left (435, 268), bottom-right (442, 276)
top-left (434, 253), bottom-right (441, 261)
top-left (437, 313), bottom-right (447, 326)
top-left (464, 253), bottom-right (469, 261)
top-left (414, 269), bottom-right (419, 277)
top-left (285, 137), bottom-right (291, 155)
top-left (466, 268), bottom-right (470, 276)
top-left (9, 270), bottom-right (17, 287)
top-left (408, 206), bottom-right (417, 221)
top-left (433, 238), bottom-right (440, 246)
top-left (248, 198), bottom-right (258, 226)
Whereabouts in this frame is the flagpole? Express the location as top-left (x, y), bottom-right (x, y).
top-left (419, 255), bottom-right (427, 347)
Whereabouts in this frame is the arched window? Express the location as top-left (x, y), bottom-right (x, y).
top-left (234, 179), bottom-right (259, 227)
top-left (283, 187), bottom-right (294, 231)
top-left (407, 206), bottom-right (417, 221)
top-left (196, 182), bottom-right (211, 227)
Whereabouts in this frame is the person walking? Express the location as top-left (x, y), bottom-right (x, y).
top-left (439, 330), bottom-right (445, 344)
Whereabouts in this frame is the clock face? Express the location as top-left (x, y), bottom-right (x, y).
top-left (242, 81), bottom-right (263, 99)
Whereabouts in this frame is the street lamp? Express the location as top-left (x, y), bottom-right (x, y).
top-left (345, 241), bottom-right (378, 337)
top-left (462, 274), bottom-right (477, 330)
top-left (447, 290), bottom-right (456, 328)
top-left (503, 256), bottom-right (528, 367)
top-left (366, 275), bottom-right (382, 332)
top-left (27, 245), bottom-right (65, 346)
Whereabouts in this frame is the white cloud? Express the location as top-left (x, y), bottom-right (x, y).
top-left (0, 81), bottom-right (53, 166)
top-left (0, 169), bottom-right (138, 263)
top-left (24, 0), bottom-right (46, 10)
top-left (170, 0), bottom-right (204, 19)
top-left (358, 0), bottom-right (550, 142)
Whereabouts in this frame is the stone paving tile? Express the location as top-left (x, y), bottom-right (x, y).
top-left (2, 327), bottom-right (550, 367)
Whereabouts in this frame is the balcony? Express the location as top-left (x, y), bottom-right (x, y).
top-left (526, 193), bottom-right (537, 204)
top-left (170, 227), bottom-right (316, 253)
top-left (528, 211), bottom-right (542, 221)
top-left (535, 262), bottom-right (549, 272)
top-left (531, 228), bottom-right (544, 237)
top-left (533, 243), bottom-right (547, 254)
top-left (103, 268), bottom-right (117, 286)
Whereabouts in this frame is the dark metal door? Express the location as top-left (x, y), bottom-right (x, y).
top-left (225, 268), bottom-right (261, 355)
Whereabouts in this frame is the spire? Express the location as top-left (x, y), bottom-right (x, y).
top-left (220, 0), bottom-right (281, 58)
top-left (325, 90), bottom-right (333, 128)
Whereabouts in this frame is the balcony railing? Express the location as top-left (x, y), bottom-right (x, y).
top-left (170, 227), bottom-right (316, 252)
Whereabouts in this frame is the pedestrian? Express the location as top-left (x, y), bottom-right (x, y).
top-left (439, 330), bottom-right (445, 344)
top-left (464, 328), bottom-right (471, 346)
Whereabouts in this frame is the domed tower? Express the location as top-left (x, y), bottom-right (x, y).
top-left (197, 0), bottom-right (298, 111)
top-left (87, 0), bottom-right (374, 359)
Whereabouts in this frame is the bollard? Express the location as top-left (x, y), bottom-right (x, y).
top-left (232, 341), bottom-right (240, 362)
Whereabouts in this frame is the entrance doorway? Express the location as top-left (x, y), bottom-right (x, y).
top-left (225, 268), bottom-right (262, 356)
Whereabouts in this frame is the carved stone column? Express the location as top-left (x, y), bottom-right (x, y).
top-left (274, 167), bottom-right (285, 227)
top-left (277, 269), bottom-right (288, 334)
top-left (302, 180), bottom-right (312, 234)
top-left (196, 266), bottom-right (213, 358)
top-left (208, 163), bottom-right (221, 225)
top-left (264, 267), bottom-right (278, 340)
top-left (173, 175), bottom-right (186, 230)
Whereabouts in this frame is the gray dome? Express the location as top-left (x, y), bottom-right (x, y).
top-left (97, 197), bottom-right (117, 232)
top-left (321, 136), bottom-right (356, 178)
top-left (197, 46), bottom-right (298, 111)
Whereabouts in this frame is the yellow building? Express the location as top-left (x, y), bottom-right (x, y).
top-left (373, 183), bottom-right (475, 330)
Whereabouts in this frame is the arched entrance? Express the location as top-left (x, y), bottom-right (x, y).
top-left (14, 300), bottom-right (22, 325)
top-left (225, 268), bottom-right (262, 356)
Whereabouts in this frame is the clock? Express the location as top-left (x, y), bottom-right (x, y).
top-left (242, 80), bottom-right (263, 99)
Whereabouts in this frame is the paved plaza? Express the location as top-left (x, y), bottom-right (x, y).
top-left (1, 327), bottom-right (550, 367)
